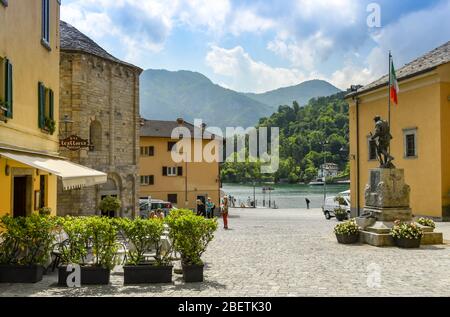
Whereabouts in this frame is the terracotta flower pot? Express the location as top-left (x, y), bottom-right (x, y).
top-left (335, 233), bottom-right (359, 244)
top-left (394, 237), bottom-right (421, 248)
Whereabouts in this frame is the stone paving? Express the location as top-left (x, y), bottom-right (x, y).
top-left (1, 208), bottom-right (450, 297)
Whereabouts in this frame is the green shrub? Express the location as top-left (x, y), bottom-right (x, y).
top-left (334, 195), bottom-right (347, 205)
top-left (38, 207), bottom-right (52, 216)
top-left (117, 217), bottom-right (170, 266)
top-left (0, 214), bottom-right (56, 266)
top-left (334, 207), bottom-right (347, 217)
top-left (334, 219), bottom-right (360, 236)
top-left (168, 208), bottom-right (195, 219)
top-left (55, 216), bottom-right (89, 265)
top-left (83, 216), bottom-right (120, 269)
top-left (99, 196), bottom-right (121, 214)
top-left (390, 220), bottom-right (423, 240)
top-left (417, 217), bottom-right (435, 229)
top-left (166, 213), bottom-right (217, 266)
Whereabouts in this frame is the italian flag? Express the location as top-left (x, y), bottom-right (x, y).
top-left (390, 60), bottom-right (399, 105)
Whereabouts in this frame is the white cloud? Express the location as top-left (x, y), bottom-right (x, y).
top-left (229, 9), bottom-right (276, 36)
top-left (206, 45), bottom-right (322, 93)
top-left (267, 32), bottom-right (334, 71)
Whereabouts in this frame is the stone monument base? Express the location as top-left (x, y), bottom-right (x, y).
top-left (359, 168), bottom-right (443, 247)
top-left (360, 226), bottom-right (443, 247)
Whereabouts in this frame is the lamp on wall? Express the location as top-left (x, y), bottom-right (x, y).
top-left (59, 114), bottom-right (73, 138)
top-left (5, 164), bottom-right (10, 176)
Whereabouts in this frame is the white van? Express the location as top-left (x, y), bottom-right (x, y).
top-left (322, 195), bottom-right (351, 220)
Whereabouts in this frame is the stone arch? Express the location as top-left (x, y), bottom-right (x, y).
top-left (89, 120), bottom-right (102, 151)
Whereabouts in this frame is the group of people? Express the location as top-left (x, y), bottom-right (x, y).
top-left (196, 196), bottom-right (229, 230)
top-left (149, 208), bottom-right (165, 219)
top-left (196, 197), bottom-right (216, 219)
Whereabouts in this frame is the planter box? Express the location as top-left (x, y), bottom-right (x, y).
top-left (336, 214), bottom-right (348, 222)
top-left (394, 237), bottom-right (421, 249)
top-left (123, 265), bottom-right (173, 284)
top-left (0, 264), bottom-right (44, 283)
top-left (58, 265), bottom-right (110, 286)
top-left (336, 233), bottom-right (359, 244)
top-left (182, 264), bottom-right (204, 283)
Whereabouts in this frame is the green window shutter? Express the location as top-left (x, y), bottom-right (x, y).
top-left (6, 61), bottom-right (12, 118)
top-left (38, 82), bottom-right (45, 128)
top-left (3, 59), bottom-right (13, 118)
top-left (49, 89), bottom-right (54, 120)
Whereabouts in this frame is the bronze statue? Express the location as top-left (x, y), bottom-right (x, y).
top-left (369, 116), bottom-right (395, 168)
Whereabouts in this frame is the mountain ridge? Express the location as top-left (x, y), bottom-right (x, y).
top-left (139, 69), bottom-right (341, 128)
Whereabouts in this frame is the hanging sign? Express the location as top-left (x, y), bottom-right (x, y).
top-left (60, 135), bottom-right (90, 151)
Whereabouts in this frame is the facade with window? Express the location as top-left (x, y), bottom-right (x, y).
top-left (57, 21), bottom-right (142, 217)
top-left (346, 41), bottom-right (450, 219)
top-left (140, 118), bottom-right (221, 210)
top-left (0, 1), bottom-right (106, 218)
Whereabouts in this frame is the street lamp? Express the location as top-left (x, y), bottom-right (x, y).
top-left (321, 140), bottom-right (329, 204)
top-left (59, 114), bottom-right (73, 139)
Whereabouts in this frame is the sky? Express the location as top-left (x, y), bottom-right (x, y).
top-left (61, 0), bottom-right (450, 93)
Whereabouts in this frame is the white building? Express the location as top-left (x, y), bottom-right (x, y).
top-left (318, 163), bottom-right (339, 179)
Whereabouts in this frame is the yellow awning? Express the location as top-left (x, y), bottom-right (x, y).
top-left (0, 151), bottom-right (107, 190)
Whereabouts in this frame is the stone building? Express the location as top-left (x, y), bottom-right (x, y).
top-left (57, 21), bottom-right (143, 217)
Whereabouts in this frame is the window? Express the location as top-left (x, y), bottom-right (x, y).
top-left (140, 146), bottom-right (154, 156)
top-left (162, 166), bottom-right (183, 176)
top-left (167, 194), bottom-right (178, 204)
top-left (404, 128), bottom-right (418, 158)
top-left (38, 82), bottom-right (54, 132)
top-left (89, 121), bottom-right (102, 151)
top-left (41, 0), bottom-right (50, 49)
top-left (368, 138), bottom-right (377, 161)
top-left (140, 175), bottom-right (154, 186)
top-left (0, 57), bottom-right (12, 119)
top-left (168, 141), bottom-right (177, 152)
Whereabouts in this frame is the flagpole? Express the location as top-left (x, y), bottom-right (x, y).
top-left (388, 51), bottom-right (391, 128)
top-left (388, 51), bottom-right (392, 156)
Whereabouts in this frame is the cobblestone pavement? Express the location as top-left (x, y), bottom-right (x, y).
top-left (1, 208), bottom-right (450, 297)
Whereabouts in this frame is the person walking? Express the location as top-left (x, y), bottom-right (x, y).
top-left (196, 199), bottom-right (206, 217)
top-left (206, 197), bottom-right (215, 219)
top-left (305, 198), bottom-right (311, 210)
top-left (221, 196), bottom-right (229, 229)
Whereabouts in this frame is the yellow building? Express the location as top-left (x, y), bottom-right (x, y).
top-left (140, 119), bottom-right (221, 210)
top-left (0, 0), bottom-right (106, 218)
top-left (346, 41), bottom-right (450, 219)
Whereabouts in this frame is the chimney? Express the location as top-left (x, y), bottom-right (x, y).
top-left (176, 118), bottom-right (184, 126)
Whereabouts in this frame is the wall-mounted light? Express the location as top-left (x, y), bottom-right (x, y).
top-left (36, 169), bottom-right (40, 176)
top-left (5, 164), bottom-right (10, 176)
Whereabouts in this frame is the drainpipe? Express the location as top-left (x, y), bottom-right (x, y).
top-left (354, 96), bottom-right (361, 217)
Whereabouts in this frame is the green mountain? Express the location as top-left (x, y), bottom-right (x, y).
top-left (140, 70), bottom-right (341, 128)
top-left (244, 80), bottom-right (341, 109)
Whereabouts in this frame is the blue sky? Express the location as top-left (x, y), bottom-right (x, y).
top-left (61, 0), bottom-right (450, 93)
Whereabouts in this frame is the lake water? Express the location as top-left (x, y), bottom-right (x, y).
top-left (222, 183), bottom-right (350, 209)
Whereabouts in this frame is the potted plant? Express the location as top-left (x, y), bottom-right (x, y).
top-left (118, 217), bottom-right (173, 284)
top-left (390, 220), bottom-right (423, 248)
top-left (57, 216), bottom-right (119, 285)
top-left (334, 219), bottom-right (360, 244)
top-left (44, 117), bottom-right (56, 135)
top-left (55, 216), bottom-right (89, 286)
top-left (334, 196), bottom-right (348, 221)
top-left (334, 207), bottom-right (348, 222)
top-left (166, 210), bottom-right (217, 282)
top-left (417, 217), bottom-right (435, 229)
top-left (0, 214), bottom-right (56, 283)
top-left (99, 196), bottom-right (121, 218)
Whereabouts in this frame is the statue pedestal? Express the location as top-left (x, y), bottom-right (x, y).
top-left (358, 168), bottom-right (442, 247)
